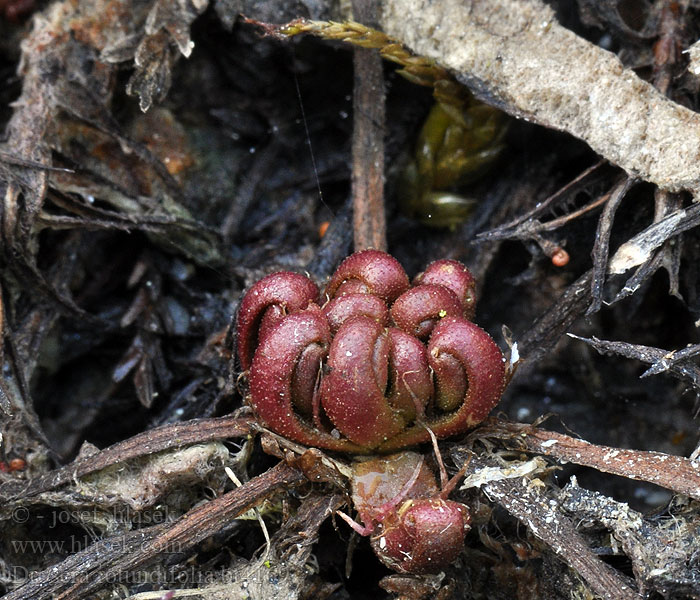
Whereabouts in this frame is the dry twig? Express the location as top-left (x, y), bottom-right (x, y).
top-left (453, 449), bottom-right (642, 600)
top-left (2, 462), bottom-right (304, 600)
top-left (351, 0), bottom-right (387, 252)
top-left (588, 177), bottom-right (637, 314)
top-left (569, 334), bottom-right (700, 392)
top-left (0, 415), bottom-right (253, 502)
top-left (484, 419), bottom-right (700, 501)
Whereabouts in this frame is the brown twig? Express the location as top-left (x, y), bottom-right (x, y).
top-left (351, 0), bottom-right (387, 252)
top-left (569, 334), bottom-right (700, 392)
top-left (610, 187), bottom-right (684, 306)
top-left (588, 176), bottom-right (637, 314)
top-left (477, 160), bottom-right (609, 242)
top-left (609, 202), bottom-right (700, 274)
top-left (517, 270), bottom-right (593, 363)
top-left (2, 461), bottom-right (304, 600)
top-left (0, 415), bottom-right (253, 502)
top-left (611, 237), bottom-right (666, 304)
top-left (453, 449), bottom-right (642, 600)
top-left (485, 419), bottom-right (700, 501)
top-left (275, 492), bottom-right (346, 564)
top-left (642, 343), bottom-right (700, 377)
top-left (652, 1), bottom-right (684, 96)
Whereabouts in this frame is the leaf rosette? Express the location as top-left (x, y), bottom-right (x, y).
top-left (237, 250), bottom-right (505, 453)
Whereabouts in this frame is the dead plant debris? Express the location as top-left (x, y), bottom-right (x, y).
top-left (1, 0), bottom-right (700, 599)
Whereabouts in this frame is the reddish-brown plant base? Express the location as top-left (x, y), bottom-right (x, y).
top-left (237, 250), bottom-right (506, 574)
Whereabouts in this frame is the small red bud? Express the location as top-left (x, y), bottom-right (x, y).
top-left (8, 458), bottom-right (26, 472)
top-left (390, 284), bottom-right (464, 340)
top-left (322, 293), bottom-right (389, 334)
top-left (348, 453), bottom-right (471, 575)
top-left (373, 498), bottom-right (471, 574)
top-left (414, 259), bottom-right (477, 320)
top-left (324, 249), bottom-right (409, 304)
top-left (551, 247), bottom-right (570, 267)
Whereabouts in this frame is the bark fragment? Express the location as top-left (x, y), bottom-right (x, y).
top-left (380, 0), bottom-right (700, 193)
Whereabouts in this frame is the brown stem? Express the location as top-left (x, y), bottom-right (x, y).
top-left (2, 462), bottom-right (304, 600)
top-left (453, 449), bottom-right (642, 600)
top-left (0, 415), bottom-right (254, 502)
top-left (351, 0), bottom-right (387, 252)
top-left (484, 418), bottom-right (700, 502)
